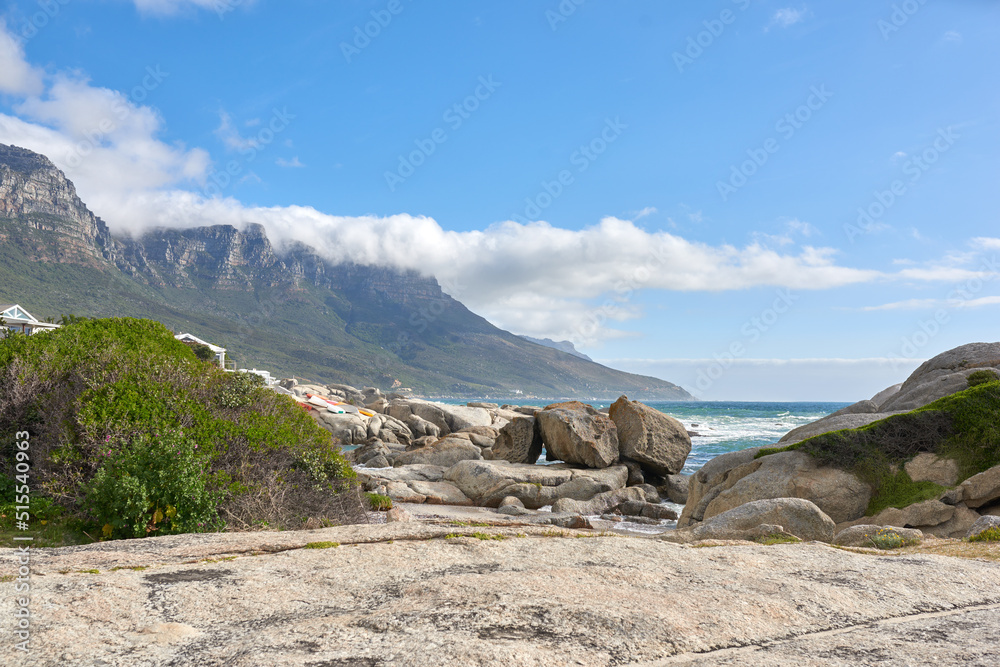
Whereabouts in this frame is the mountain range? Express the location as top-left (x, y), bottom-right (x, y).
top-left (0, 143), bottom-right (693, 400)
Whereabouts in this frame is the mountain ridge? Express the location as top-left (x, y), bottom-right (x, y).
top-left (0, 143), bottom-right (694, 400)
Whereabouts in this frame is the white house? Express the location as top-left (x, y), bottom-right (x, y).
top-left (174, 332), bottom-right (229, 368)
top-left (0, 304), bottom-right (61, 335)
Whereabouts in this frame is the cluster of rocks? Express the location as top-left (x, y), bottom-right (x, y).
top-left (674, 342), bottom-right (1000, 543)
top-left (280, 382), bottom-right (692, 524)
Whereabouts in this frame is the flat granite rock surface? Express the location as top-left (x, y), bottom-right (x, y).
top-left (2, 524), bottom-right (999, 666)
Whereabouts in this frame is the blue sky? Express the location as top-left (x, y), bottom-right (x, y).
top-left (1, 0), bottom-right (998, 400)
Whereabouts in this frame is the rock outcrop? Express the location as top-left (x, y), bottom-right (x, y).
top-left (536, 401), bottom-right (619, 468)
top-left (668, 498), bottom-right (837, 543)
top-left (608, 395), bottom-right (691, 475)
top-left (444, 459), bottom-right (628, 509)
top-left (490, 416), bottom-right (543, 464)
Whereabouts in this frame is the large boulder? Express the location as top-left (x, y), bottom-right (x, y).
top-left (608, 396), bottom-right (691, 475)
top-left (444, 460), bottom-right (627, 509)
top-left (699, 450), bottom-right (872, 525)
top-left (392, 437), bottom-right (481, 468)
top-left (678, 447), bottom-right (763, 528)
top-left (551, 487), bottom-right (646, 515)
top-left (536, 401), bottom-right (619, 468)
top-left (960, 465), bottom-right (1000, 508)
top-left (921, 504), bottom-right (981, 538)
top-left (673, 498), bottom-right (836, 543)
top-left (878, 342), bottom-right (1000, 412)
top-left (833, 525), bottom-right (923, 548)
top-left (491, 417), bottom-right (543, 464)
top-left (869, 499), bottom-right (954, 529)
top-left (661, 474), bottom-right (690, 505)
top-left (777, 413), bottom-right (904, 445)
top-left (313, 412), bottom-right (368, 444)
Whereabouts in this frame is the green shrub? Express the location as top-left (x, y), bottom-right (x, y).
top-left (967, 370), bottom-right (999, 388)
top-left (0, 318), bottom-right (363, 540)
top-left (967, 526), bottom-right (1000, 543)
top-left (85, 431), bottom-right (223, 539)
top-left (191, 344), bottom-right (215, 362)
top-left (365, 492), bottom-right (393, 511)
top-left (218, 371), bottom-right (266, 409)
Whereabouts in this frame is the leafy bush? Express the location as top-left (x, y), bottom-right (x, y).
top-left (85, 430), bottom-right (223, 539)
top-left (967, 526), bottom-right (1000, 543)
top-left (191, 343), bottom-right (215, 362)
top-left (0, 318), bottom-right (363, 539)
top-left (218, 371), bottom-right (265, 409)
top-left (967, 370), bottom-right (999, 388)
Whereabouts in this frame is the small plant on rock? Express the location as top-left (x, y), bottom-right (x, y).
top-left (967, 370), bottom-right (1000, 388)
top-left (967, 526), bottom-right (1000, 543)
top-left (866, 527), bottom-right (918, 550)
top-left (365, 493), bottom-right (393, 511)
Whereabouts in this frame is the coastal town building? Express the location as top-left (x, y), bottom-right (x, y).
top-left (0, 304), bottom-right (61, 335)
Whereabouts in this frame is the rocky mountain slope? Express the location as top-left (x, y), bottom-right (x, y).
top-left (0, 144), bottom-right (692, 399)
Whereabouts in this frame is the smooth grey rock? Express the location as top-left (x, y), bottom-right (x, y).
top-left (960, 464), bottom-right (1000, 508)
top-left (551, 487), bottom-right (646, 515)
top-left (609, 396), bottom-right (691, 475)
top-left (392, 438), bottom-right (481, 468)
top-left (880, 342), bottom-right (1000, 412)
top-left (829, 399), bottom-right (880, 417)
top-left (678, 447), bottom-right (763, 528)
top-left (406, 480), bottom-right (472, 506)
top-left (966, 515), bottom-right (1000, 539)
top-left (922, 504), bottom-right (981, 538)
top-left (871, 499), bottom-right (954, 528)
top-left (662, 474), bottom-right (690, 505)
top-left (443, 460), bottom-right (627, 509)
top-left (498, 496), bottom-right (525, 509)
top-left (685, 498), bottom-right (837, 543)
top-left (833, 524), bottom-right (923, 547)
top-left (702, 451), bottom-right (872, 525)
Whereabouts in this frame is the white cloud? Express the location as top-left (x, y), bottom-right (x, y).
top-left (633, 206), bottom-right (657, 220)
top-left (943, 30), bottom-right (963, 44)
top-left (276, 156), bottom-right (304, 168)
top-left (974, 237), bottom-right (1000, 250)
top-left (864, 296), bottom-right (1000, 312)
top-left (214, 111), bottom-right (258, 152)
top-left (130, 0), bottom-right (250, 16)
top-left (769, 8), bottom-right (806, 30)
top-left (0, 20), bottom-right (44, 97)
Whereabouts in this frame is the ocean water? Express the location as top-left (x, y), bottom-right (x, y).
top-left (637, 401), bottom-right (849, 474)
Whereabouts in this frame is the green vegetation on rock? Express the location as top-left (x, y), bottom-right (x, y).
top-left (757, 379), bottom-right (1000, 516)
top-left (364, 492), bottom-right (393, 511)
top-left (0, 318), bottom-right (362, 542)
top-left (967, 527), bottom-right (1000, 543)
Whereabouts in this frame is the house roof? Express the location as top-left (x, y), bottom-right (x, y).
top-left (1, 304), bottom-right (39, 323)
